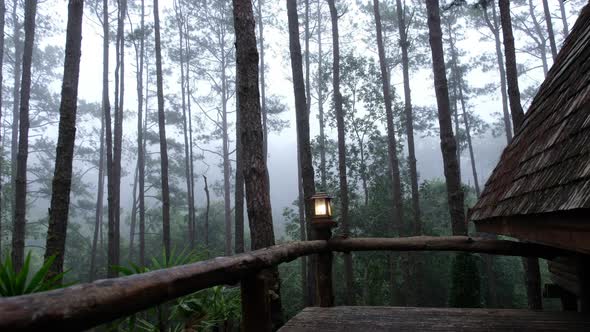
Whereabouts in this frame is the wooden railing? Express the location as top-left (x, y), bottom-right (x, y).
top-left (0, 236), bottom-right (572, 331)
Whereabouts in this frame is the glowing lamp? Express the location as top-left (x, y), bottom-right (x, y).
top-left (311, 192), bottom-right (333, 219)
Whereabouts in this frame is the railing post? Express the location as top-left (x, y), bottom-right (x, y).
top-left (241, 269), bottom-right (272, 332)
top-left (577, 255), bottom-right (590, 313)
top-left (312, 220), bottom-right (337, 307)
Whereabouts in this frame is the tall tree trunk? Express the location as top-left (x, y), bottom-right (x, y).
top-left (500, 0), bottom-right (543, 311)
top-left (175, 2), bottom-right (195, 249)
top-left (317, 0), bottom-right (326, 192)
top-left (153, 0), bottom-right (171, 261)
top-left (89, 104), bottom-right (105, 281)
top-left (483, 1), bottom-right (512, 143)
top-left (128, 163), bottom-right (139, 262)
top-left (256, 0), bottom-right (268, 161)
top-left (185, 20), bottom-right (196, 248)
top-left (221, 49), bottom-right (232, 257)
top-left (0, 0), bottom-right (5, 258)
top-left (232, 0), bottom-right (283, 327)
top-left (44, 0), bottom-right (84, 280)
top-left (373, 0), bottom-right (405, 306)
top-left (103, 0), bottom-right (117, 279)
top-left (499, 0), bottom-right (525, 134)
top-left (138, 0), bottom-right (146, 267)
top-left (327, 0), bottom-right (354, 305)
top-left (396, 0), bottom-right (421, 236)
top-left (527, 0), bottom-right (548, 76)
top-left (203, 175), bottom-right (210, 248)
top-left (542, 0), bottom-right (557, 61)
top-left (558, 0), bottom-right (568, 39)
top-left (235, 67), bottom-right (244, 254)
top-left (12, 0), bottom-right (37, 272)
top-left (425, 0), bottom-right (466, 236)
top-left (10, 0), bottom-right (21, 237)
top-left (287, 0), bottom-right (316, 308)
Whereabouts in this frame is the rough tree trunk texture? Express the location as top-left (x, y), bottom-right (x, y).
top-left (303, 1), bottom-right (311, 305)
top-left (483, 1), bottom-right (512, 143)
top-left (317, 0), bottom-right (326, 192)
top-left (222, 53), bottom-right (232, 257)
top-left (499, 0), bottom-right (525, 136)
top-left (373, 0), bottom-right (406, 306)
top-left (185, 31), bottom-right (196, 249)
top-left (232, 0), bottom-right (283, 327)
top-left (175, 3), bottom-right (195, 249)
top-left (90, 97), bottom-right (105, 281)
top-left (203, 175), bottom-right (210, 249)
top-left (447, 27), bottom-right (481, 197)
top-left (138, 0), bottom-right (146, 267)
top-left (542, 0), bottom-right (557, 61)
top-left (0, 0), bottom-right (5, 257)
top-left (287, 0), bottom-right (316, 307)
top-left (10, 0), bottom-right (21, 236)
top-left (327, 0), bottom-right (354, 305)
top-left (128, 164), bottom-right (139, 262)
top-left (499, 0), bottom-right (543, 311)
top-left (559, 0), bottom-right (568, 39)
top-left (0, 237), bottom-right (572, 331)
top-left (257, 0), bottom-right (268, 162)
top-left (44, 0), bottom-right (84, 280)
top-left (103, 0), bottom-right (117, 279)
top-left (396, 0), bottom-right (421, 236)
top-left (527, 0), bottom-right (549, 76)
top-left (12, 0), bottom-right (37, 272)
top-left (235, 68), bottom-right (244, 254)
top-left (153, 0), bottom-right (171, 261)
top-left (425, 0), bottom-right (466, 236)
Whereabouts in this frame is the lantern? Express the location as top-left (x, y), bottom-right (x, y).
top-left (311, 192), bottom-right (333, 219)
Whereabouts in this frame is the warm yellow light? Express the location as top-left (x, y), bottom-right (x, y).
top-left (311, 193), bottom-right (332, 219)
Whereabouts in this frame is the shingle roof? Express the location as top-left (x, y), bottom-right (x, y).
top-left (470, 3), bottom-right (590, 221)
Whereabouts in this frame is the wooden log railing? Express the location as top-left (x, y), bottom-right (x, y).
top-left (0, 236), bottom-right (574, 331)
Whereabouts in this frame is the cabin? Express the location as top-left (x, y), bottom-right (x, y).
top-left (470, 1), bottom-right (590, 312)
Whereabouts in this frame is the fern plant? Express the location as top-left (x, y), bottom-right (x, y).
top-left (0, 252), bottom-right (67, 297)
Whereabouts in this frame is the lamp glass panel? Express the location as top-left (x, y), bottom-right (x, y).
top-left (315, 198), bottom-right (327, 216)
top-left (327, 200), bottom-right (332, 217)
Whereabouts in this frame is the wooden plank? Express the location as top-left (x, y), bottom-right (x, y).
top-left (279, 306), bottom-right (590, 331)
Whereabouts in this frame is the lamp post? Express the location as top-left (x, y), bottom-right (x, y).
top-left (310, 192), bottom-right (337, 307)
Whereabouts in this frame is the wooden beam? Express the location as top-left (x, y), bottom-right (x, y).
top-left (328, 236), bottom-right (572, 260)
top-left (0, 241), bottom-right (329, 332)
top-left (0, 236), bottom-right (573, 331)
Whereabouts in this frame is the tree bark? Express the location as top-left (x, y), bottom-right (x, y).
top-left (558, 0), bottom-right (568, 39)
top-left (287, 0), bottom-right (316, 307)
top-left (527, 0), bottom-right (549, 76)
top-left (103, 0), bottom-right (117, 279)
top-left (317, 0), bottom-right (326, 192)
top-left (396, 0), bottom-right (421, 236)
top-left (12, 0), bottom-right (37, 271)
top-left (499, 0), bottom-right (525, 135)
top-left (483, 1), bottom-right (512, 143)
top-left (232, 0), bottom-right (283, 326)
top-left (327, 0), bottom-right (354, 305)
top-left (542, 0), bottom-right (557, 61)
top-left (89, 102), bottom-right (105, 281)
top-left (256, 0), bottom-right (268, 162)
top-left (203, 175), bottom-right (210, 248)
top-left (425, 0), bottom-right (466, 236)
top-left (0, 0), bottom-right (5, 258)
top-left (235, 67), bottom-right (244, 254)
top-left (374, 0), bottom-right (406, 306)
top-left (222, 50), bottom-right (232, 257)
top-left (174, 2), bottom-right (195, 249)
top-left (44, 0), bottom-right (84, 280)
top-left (153, 0), bottom-right (171, 261)
top-left (10, 0), bottom-right (21, 241)
top-left (138, 0), bottom-right (146, 267)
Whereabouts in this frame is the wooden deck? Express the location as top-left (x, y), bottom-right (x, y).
top-left (279, 306), bottom-right (590, 331)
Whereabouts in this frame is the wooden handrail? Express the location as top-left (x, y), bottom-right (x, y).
top-left (0, 236), bottom-right (573, 331)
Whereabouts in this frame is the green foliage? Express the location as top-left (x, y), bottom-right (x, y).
top-left (0, 252), bottom-right (68, 297)
top-left (449, 253), bottom-right (481, 308)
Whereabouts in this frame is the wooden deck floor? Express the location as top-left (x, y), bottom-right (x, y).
top-left (279, 306), bottom-right (590, 331)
